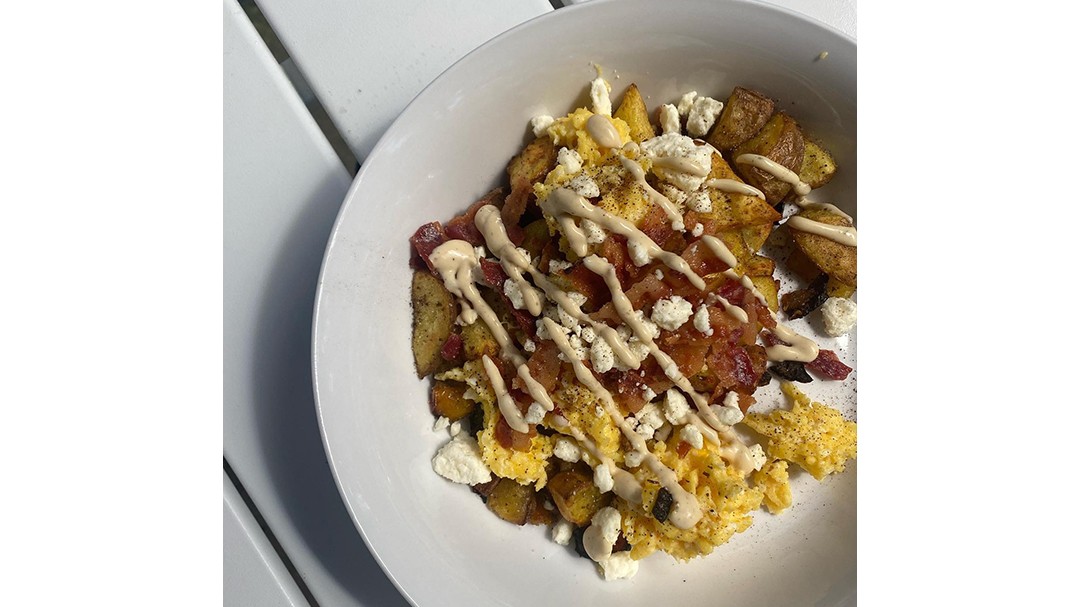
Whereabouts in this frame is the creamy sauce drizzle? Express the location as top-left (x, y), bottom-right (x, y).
top-left (786, 215), bottom-right (857, 247)
top-left (586, 114), bottom-right (623, 149)
top-left (735, 153), bottom-right (811, 196)
top-left (618, 156), bottom-right (686, 231)
top-left (700, 235), bottom-right (738, 269)
top-left (541, 188), bottom-right (704, 289)
top-left (652, 156), bottom-right (710, 177)
top-left (475, 205), bottom-right (545, 314)
top-left (706, 178), bottom-right (766, 200)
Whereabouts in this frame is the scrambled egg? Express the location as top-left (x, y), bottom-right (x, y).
top-left (744, 382), bottom-right (858, 480)
top-left (753, 459), bottom-right (792, 514)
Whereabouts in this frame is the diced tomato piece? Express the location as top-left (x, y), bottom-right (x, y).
top-left (409, 221), bottom-right (448, 273)
top-left (806, 349), bottom-right (853, 381)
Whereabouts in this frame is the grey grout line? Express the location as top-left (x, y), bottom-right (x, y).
top-left (237, 0), bottom-right (361, 176)
top-left (225, 458), bottom-right (321, 607)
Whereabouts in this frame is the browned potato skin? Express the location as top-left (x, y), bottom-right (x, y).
top-left (798, 139), bottom-right (838, 189)
top-left (503, 136), bottom-right (558, 225)
top-left (733, 113), bottom-right (805, 205)
top-left (707, 87), bottom-right (775, 151)
top-left (486, 479), bottom-right (536, 526)
top-left (547, 469), bottom-right (611, 525)
top-left (614, 83), bottom-right (655, 143)
top-left (461, 320), bottom-right (498, 361)
top-left (411, 270), bottom-right (455, 377)
top-left (789, 208), bottom-right (857, 287)
top-left (430, 381), bottom-right (475, 421)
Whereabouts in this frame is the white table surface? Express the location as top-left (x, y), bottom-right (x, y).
top-left (223, 1), bottom-right (856, 605)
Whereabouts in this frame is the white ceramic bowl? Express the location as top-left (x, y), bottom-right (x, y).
top-left (313, 1), bottom-right (856, 605)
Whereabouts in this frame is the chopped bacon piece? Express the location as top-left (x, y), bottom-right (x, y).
top-left (669, 344), bottom-right (709, 378)
top-left (445, 191), bottom-right (501, 245)
top-left (494, 414), bottom-right (535, 452)
top-left (599, 236), bottom-right (631, 286)
top-left (639, 204), bottom-right (675, 251)
top-left (409, 221), bottom-right (448, 273)
top-left (806, 349), bottom-right (853, 381)
top-left (440, 332), bottom-right (463, 361)
top-left (517, 340), bottom-right (561, 393)
top-left (478, 258), bottom-right (535, 336)
top-left (603, 369), bottom-right (648, 414)
top-left (675, 441), bottom-right (692, 458)
top-left (682, 240), bottom-right (731, 277)
top-left (708, 343), bottom-right (760, 393)
top-left (717, 280), bottom-right (747, 306)
top-left (479, 258), bottom-right (506, 287)
top-left (564, 264), bottom-right (610, 310)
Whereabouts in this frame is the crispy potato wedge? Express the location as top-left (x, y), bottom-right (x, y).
top-left (614, 83), bottom-right (655, 143)
top-left (461, 319), bottom-right (499, 361)
top-left (733, 113), bottom-right (805, 204)
top-left (749, 276), bottom-right (780, 312)
top-left (744, 254), bottom-right (776, 278)
top-left (430, 380), bottom-right (475, 421)
top-left (547, 469), bottom-right (611, 525)
top-left (411, 270), bottom-right (455, 377)
top-left (798, 139), bottom-right (838, 189)
top-left (702, 152), bottom-right (781, 231)
top-left (826, 277), bottom-right (856, 298)
top-left (486, 478), bottom-right (536, 526)
top-left (785, 247), bottom-right (823, 283)
top-left (508, 135), bottom-right (558, 189)
top-left (789, 208), bottom-right (857, 287)
top-left (741, 224), bottom-right (773, 253)
top-left (707, 86), bottom-right (775, 151)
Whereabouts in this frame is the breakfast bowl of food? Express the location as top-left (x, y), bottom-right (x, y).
top-left (312, 0), bottom-right (856, 604)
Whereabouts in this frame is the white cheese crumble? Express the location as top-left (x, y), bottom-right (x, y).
top-left (503, 280), bottom-right (526, 310)
top-left (634, 403), bottom-right (665, 439)
top-left (748, 443), bottom-right (767, 471)
top-left (627, 240), bottom-right (650, 266)
top-left (676, 91), bottom-right (698, 116)
top-left (590, 336), bottom-right (615, 374)
top-left (723, 390), bottom-right (740, 409)
top-left (516, 247), bottom-right (532, 265)
top-left (654, 268), bottom-right (664, 280)
top-left (820, 297), bottom-right (857, 337)
top-left (691, 222), bottom-right (704, 237)
top-left (694, 305), bottom-right (713, 336)
top-left (581, 218), bottom-right (607, 244)
top-left (598, 553), bottom-right (639, 581)
top-left (711, 403), bottom-right (743, 426)
top-left (473, 245), bottom-right (486, 259)
top-left (580, 325), bottom-right (596, 344)
top-left (659, 183), bottom-right (688, 207)
top-left (583, 507), bottom-right (621, 561)
top-left (651, 295), bottom-right (694, 331)
top-left (548, 258), bottom-right (573, 273)
top-left (593, 463), bottom-right (615, 493)
top-left (551, 519), bottom-right (574, 546)
top-left (590, 77), bottom-right (613, 116)
top-left (662, 388), bottom-right (690, 424)
top-left (686, 190), bottom-right (712, 212)
top-left (557, 147), bottom-right (583, 175)
top-left (640, 133), bottom-right (713, 192)
top-left (554, 437), bottom-right (581, 462)
top-left (686, 95), bottom-right (723, 137)
top-left (524, 402), bottom-right (546, 425)
top-left (523, 339), bottom-right (536, 353)
top-left (679, 424), bottom-right (704, 450)
top-left (431, 434), bottom-right (492, 485)
top-left (642, 386), bottom-right (657, 402)
top-left (433, 416), bottom-right (450, 432)
top-left (568, 173), bottom-right (601, 198)
top-left (530, 114), bottom-right (555, 138)
top-left (658, 103), bottom-right (680, 134)
top-left (624, 449), bottom-right (645, 468)
top-left (449, 420), bottom-right (463, 437)
top-left (632, 311), bottom-right (661, 340)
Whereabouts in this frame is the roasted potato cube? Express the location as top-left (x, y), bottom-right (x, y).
top-left (749, 276), bottom-right (780, 312)
top-left (411, 270), bottom-right (455, 377)
top-left (547, 469), bottom-right (611, 525)
top-left (507, 136), bottom-right (558, 189)
top-left (703, 152), bottom-right (780, 231)
top-left (798, 139), bottom-right (838, 189)
top-left (430, 380), bottom-right (476, 421)
top-left (614, 83), bottom-right (655, 143)
top-left (733, 113), bottom-right (805, 204)
top-left (706, 86), bottom-right (775, 151)
top-left (461, 320), bottom-right (499, 361)
top-left (789, 208), bottom-right (857, 287)
top-left (486, 478), bottom-right (536, 526)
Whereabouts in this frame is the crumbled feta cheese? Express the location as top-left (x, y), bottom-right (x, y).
top-left (530, 114), bottom-right (555, 138)
top-left (523, 339), bottom-right (536, 353)
top-left (711, 403), bottom-right (743, 426)
top-left (686, 190), bottom-right (712, 212)
top-left (651, 295), bottom-right (694, 331)
top-left (567, 291), bottom-right (588, 308)
top-left (676, 91), bottom-right (698, 116)
top-left (473, 245), bottom-right (486, 259)
top-left (691, 223), bottom-right (704, 237)
top-left (663, 388), bottom-right (691, 424)
top-left (431, 434), bottom-right (492, 485)
top-left (748, 443), bottom-right (767, 471)
top-left (548, 258), bottom-right (573, 273)
top-left (679, 424), bottom-right (704, 450)
top-left (557, 147), bottom-right (583, 175)
top-left (694, 305), bottom-right (714, 336)
top-left (503, 280), bottom-right (526, 310)
top-left (580, 325), bottom-right (596, 344)
top-left (627, 240), bottom-right (650, 266)
top-left (583, 507), bottom-right (621, 561)
top-left (515, 247), bottom-right (532, 265)
top-left (640, 133), bottom-right (713, 192)
top-left (581, 218), bottom-right (607, 244)
top-left (597, 553), bottom-right (639, 581)
top-left (634, 403), bottom-right (665, 439)
top-left (554, 437), bottom-right (581, 463)
top-left (433, 416), bottom-right (450, 432)
top-left (568, 173), bottom-right (601, 198)
top-left (559, 333), bottom-right (587, 363)
top-left (642, 386), bottom-right (657, 402)
top-left (723, 391), bottom-right (739, 409)
top-left (820, 297), bottom-right (857, 337)
top-left (659, 184), bottom-right (688, 207)
top-left (524, 402), bottom-right (546, 425)
top-left (686, 95), bottom-right (723, 137)
top-left (590, 336), bottom-right (615, 374)
top-left (624, 449), bottom-right (646, 468)
top-left (590, 77), bottom-right (613, 116)
top-left (593, 463), bottom-right (615, 493)
top-left (633, 311), bottom-right (661, 339)
top-left (551, 519), bottom-right (574, 546)
top-left (653, 268), bottom-right (664, 280)
top-left (449, 420), bottom-right (463, 437)
top-left (658, 103), bottom-right (681, 135)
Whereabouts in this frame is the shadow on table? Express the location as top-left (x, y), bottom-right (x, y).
top-left (249, 179), bottom-right (410, 607)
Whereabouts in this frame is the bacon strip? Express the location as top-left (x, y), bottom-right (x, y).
top-left (806, 349), bottom-right (853, 380)
top-left (409, 221), bottom-right (448, 273)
